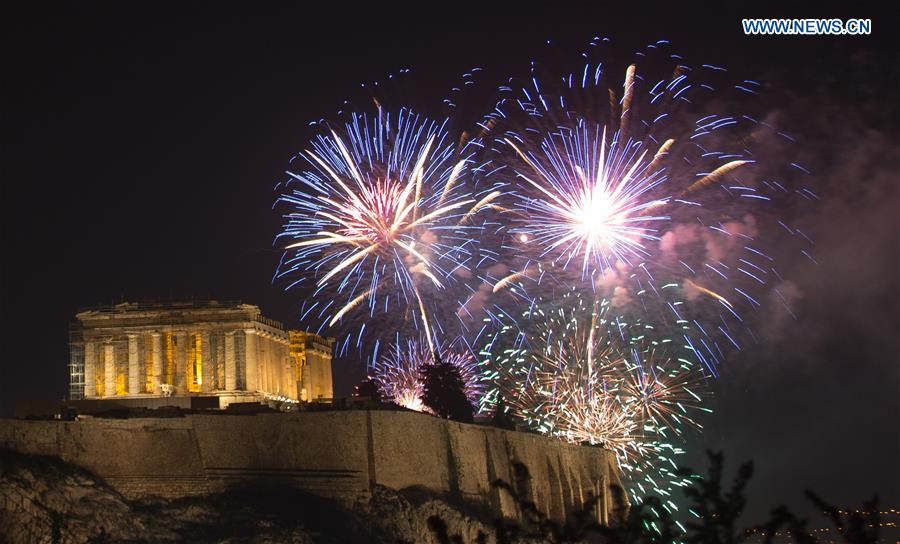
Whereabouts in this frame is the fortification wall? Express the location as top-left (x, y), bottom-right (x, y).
top-left (0, 411), bottom-right (625, 523)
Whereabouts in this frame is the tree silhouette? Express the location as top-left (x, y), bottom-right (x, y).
top-left (420, 356), bottom-right (474, 422)
top-left (681, 450), bottom-right (754, 544)
top-left (491, 394), bottom-right (517, 431)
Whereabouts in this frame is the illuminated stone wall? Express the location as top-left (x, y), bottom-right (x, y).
top-left (69, 301), bottom-right (333, 404)
top-left (0, 411), bottom-right (626, 524)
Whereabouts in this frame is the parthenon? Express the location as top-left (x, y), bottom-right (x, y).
top-left (68, 301), bottom-right (333, 406)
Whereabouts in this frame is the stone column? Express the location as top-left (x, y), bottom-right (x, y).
top-left (275, 340), bottom-right (283, 395)
top-left (286, 350), bottom-right (295, 400)
top-left (273, 339), bottom-right (281, 394)
top-left (284, 353), bottom-right (295, 400)
top-left (324, 349), bottom-right (334, 400)
top-left (104, 343), bottom-right (116, 397)
top-left (84, 341), bottom-right (97, 398)
top-left (281, 344), bottom-right (290, 396)
top-left (260, 334), bottom-right (269, 393)
top-left (127, 335), bottom-right (139, 395)
top-left (225, 331), bottom-right (236, 390)
top-left (256, 333), bottom-right (266, 393)
top-left (266, 336), bottom-right (274, 394)
top-left (215, 335), bottom-right (225, 390)
top-left (263, 334), bottom-right (272, 393)
top-left (266, 337), bottom-right (275, 393)
top-left (297, 347), bottom-right (307, 401)
top-left (268, 337), bottom-right (276, 394)
top-left (276, 346), bottom-right (284, 396)
top-left (244, 329), bottom-right (259, 392)
top-left (201, 331), bottom-right (213, 393)
top-left (150, 333), bottom-right (162, 394)
top-left (175, 332), bottom-right (188, 395)
top-left (306, 350), bottom-right (315, 400)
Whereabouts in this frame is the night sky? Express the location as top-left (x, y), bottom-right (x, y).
top-left (2, 2), bottom-right (897, 521)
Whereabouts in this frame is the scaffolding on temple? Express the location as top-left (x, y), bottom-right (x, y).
top-left (68, 322), bottom-right (85, 400)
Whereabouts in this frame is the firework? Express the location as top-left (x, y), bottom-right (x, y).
top-left (276, 107), bottom-right (498, 353)
top-left (482, 39), bottom-right (814, 370)
top-left (501, 125), bottom-right (669, 277)
top-left (373, 339), bottom-right (484, 412)
top-left (271, 37), bottom-right (813, 524)
top-left (480, 291), bottom-right (707, 511)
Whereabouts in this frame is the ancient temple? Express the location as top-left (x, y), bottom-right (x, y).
top-left (67, 301), bottom-right (333, 407)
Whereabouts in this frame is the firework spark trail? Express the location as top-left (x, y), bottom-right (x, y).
top-left (276, 107), bottom-right (498, 354)
top-left (373, 339), bottom-right (484, 412)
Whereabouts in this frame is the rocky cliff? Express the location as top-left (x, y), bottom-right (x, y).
top-left (0, 411), bottom-right (625, 543)
top-left (0, 412), bottom-right (624, 522)
top-left (0, 449), bottom-right (554, 543)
